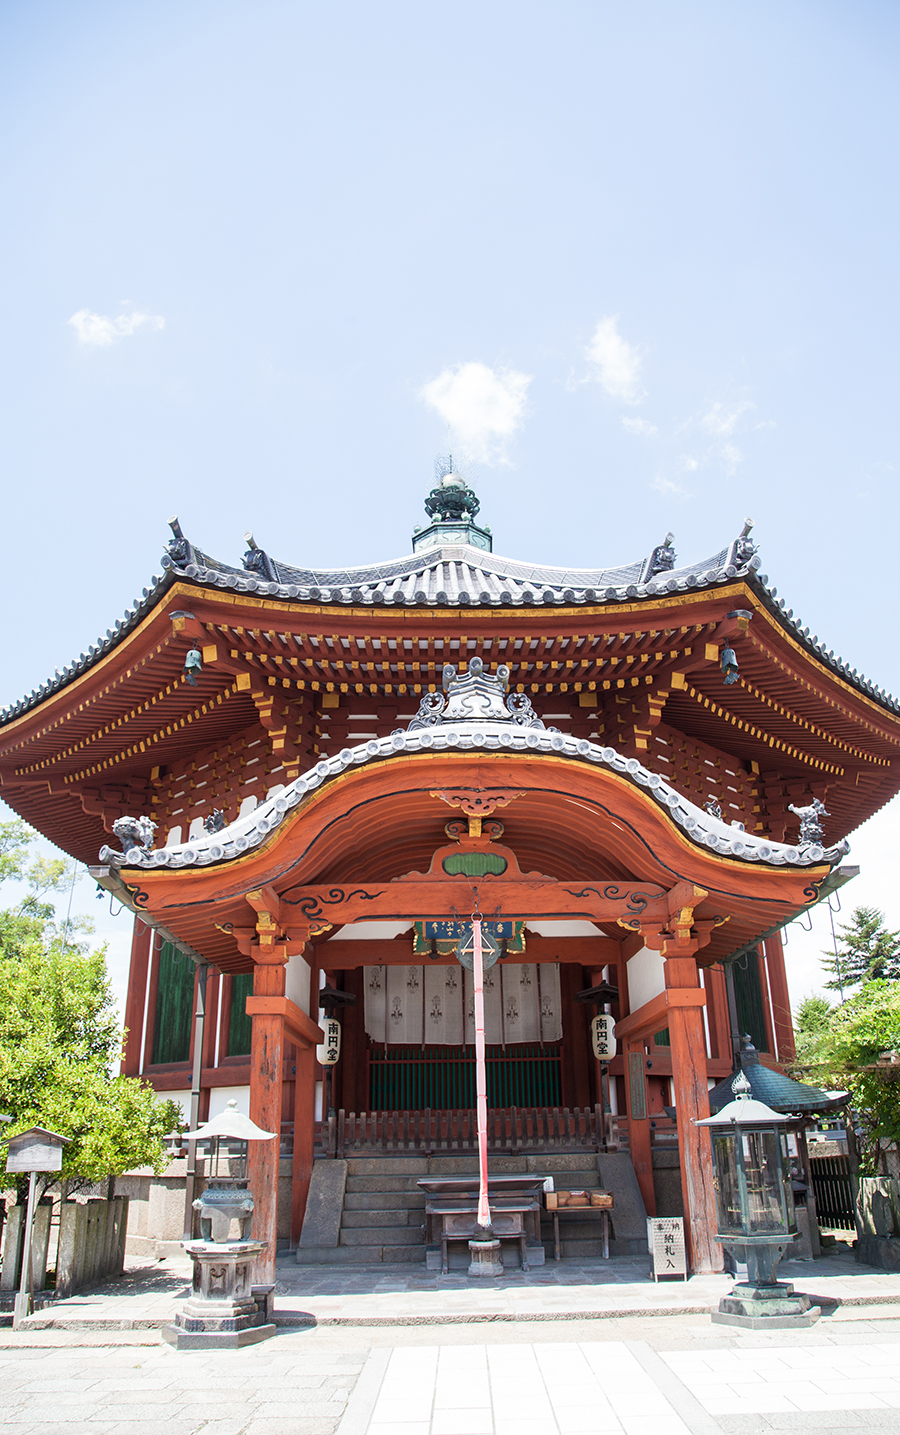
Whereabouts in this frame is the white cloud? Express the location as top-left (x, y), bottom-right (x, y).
top-left (700, 399), bottom-right (753, 437)
top-left (621, 416), bottom-right (657, 437)
top-left (419, 361), bottom-right (531, 464)
top-left (586, 316), bottom-right (644, 403)
top-left (676, 455), bottom-right (698, 472)
top-left (68, 308), bottom-right (165, 347)
top-left (651, 474), bottom-right (690, 499)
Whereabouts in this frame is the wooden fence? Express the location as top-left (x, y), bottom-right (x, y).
top-left (314, 1107), bottom-right (679, 1158)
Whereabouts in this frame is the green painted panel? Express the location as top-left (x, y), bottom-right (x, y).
top-left (441, 852), bottom-right (508, 877)
top-left (150, 942), bottom-right (194, 1066)
top-left (369, 1045), bottom-right (561, 1110)
top-left (654, 1028), bottom-right (671, 1047)
top-left (228, 973), bottom-right (254, 1056)
top-left (733, 953), bottom-right (768, 1053)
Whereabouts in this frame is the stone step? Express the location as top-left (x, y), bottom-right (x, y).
top-left (341, 1210), bottom-right (421, 1230)
top-left (340, 1226), bottom-right (424, 1247)
top-left (345, 1175), bottom-right (427, 1193)
top-left (346, 1158), bottom-right (430, 1176)
top-left (343, 1192), bottom-right (426, 1212)
top-left (295, 1244), bottom-right (425, 1265)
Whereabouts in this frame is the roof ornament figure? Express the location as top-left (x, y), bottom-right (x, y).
top-left (704, 796), bottom-right (723, 821)
top-left (112, 815), bottom-right (157, 854)
top-left (788, 797), bottom-right (828, 846)
top-left (643, 532), bottom-right (676, 582)
top-left (167, 516), bottom-right (192, 566)
top-left (406, 658), bottom-right (549, 731)
top-left (242, 533), bottom-right (277, 584)
top-left (730, 518), bottom-right (758, 569)
top-left (204, 809), bottom-right (226, 835)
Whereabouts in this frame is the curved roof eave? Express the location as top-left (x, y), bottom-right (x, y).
top-left (97, 721), bottom-right (850, 874)
top-left (2, 530), bottom-right (897, 723)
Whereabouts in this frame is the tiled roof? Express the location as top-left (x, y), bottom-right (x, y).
top-left (97, 720), bottom-right (851, 873)
top-left (1, 522), bottom-right (896, 721)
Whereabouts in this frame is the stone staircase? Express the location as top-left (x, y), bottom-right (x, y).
top-left (296, 1158), bottom-right (429, 1264)
top-left (296, 1152), bottom-right (647, 1265)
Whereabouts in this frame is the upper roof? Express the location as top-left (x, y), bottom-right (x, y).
top-left (1, 480), bottom-right (897, 724)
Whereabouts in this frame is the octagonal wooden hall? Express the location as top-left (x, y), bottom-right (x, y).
top-left (2, 467), bottom-right (896, 1277)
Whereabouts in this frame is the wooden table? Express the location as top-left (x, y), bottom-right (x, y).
top-left (418, 1175), bottom-right (546, 1274)
top-left (549, 1205), bottom-right (611, 1261)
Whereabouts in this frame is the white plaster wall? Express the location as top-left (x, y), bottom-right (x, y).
top-left (208, 1085), bottom-right (251, 1119)
top-left (285, 953), bottom-right (311, 1014)
top-left (526, 920), bottom-right (603, 937)
top-left (626, 945), bottom-right (666, 1013)
top-left (157, 1087), bottom-right (192, 1122)
top-left (327, 921), bottom-right (412, 940)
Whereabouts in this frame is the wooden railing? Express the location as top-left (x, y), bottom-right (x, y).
top-left (312, 1107), bottom-right (677, 1158)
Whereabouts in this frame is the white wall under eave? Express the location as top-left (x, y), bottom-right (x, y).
top-left (285, 954), bottom-right (311, 1014)
top-left (326, 921), bottom-right (413, 940)
top-left (626, 945), bottom-right (666, 1014)
top-left (208, 1085), bottom-right (250, 1119)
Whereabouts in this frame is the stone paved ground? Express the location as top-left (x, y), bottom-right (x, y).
top-left (2, 1312), bottom-right (900, 1435)
top-left (12, 1243), bottom-right (900, 1331)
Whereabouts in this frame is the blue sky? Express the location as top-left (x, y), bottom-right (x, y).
top-left (1, 0), bottom-right (899, 1014)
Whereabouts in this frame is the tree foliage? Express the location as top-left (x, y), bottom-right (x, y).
top-left (793, 994), bottom-right (834, 1067)
top-left (0, 820), bottom-right (182, 1198)
top-left (821, 904), bottom-right (900, 993)
top-left (793, 980), bottom-right (900, 1175)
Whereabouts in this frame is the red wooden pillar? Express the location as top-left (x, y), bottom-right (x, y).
top-left (664, 956), bottom-right (722, 1274)
top-left (763, 932), bottom-right (796, 1062)
top-left (121, 918), bottom-right (152, 1076)
top-left (623, 1039), bottom-right (655, 1215)
top-left (291, 1042), bottom-right (317, 1246)
top-left (247, 949), bottom-right (287, 1284)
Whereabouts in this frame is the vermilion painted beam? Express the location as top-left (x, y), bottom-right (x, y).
top-left (245, 995), bottom-right (322, 1050)
top-left (614, 987), bottom-right (706, 1042)
top-left (315, 936), bottom-right (621, 968)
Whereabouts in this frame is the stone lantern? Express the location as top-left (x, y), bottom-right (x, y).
top-left (698, 1073), bottom-right (820, 1328)
top-left (162, 1100), bottom-right (277, 1350)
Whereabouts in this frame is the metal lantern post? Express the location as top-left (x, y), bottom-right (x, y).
top-left (698, 1073), bottom-right (820, 1328)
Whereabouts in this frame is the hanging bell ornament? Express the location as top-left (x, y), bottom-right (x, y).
top-left (183, 648), bottom-right (203, 686)
top-left (721, 646), bottom-right (739, 685)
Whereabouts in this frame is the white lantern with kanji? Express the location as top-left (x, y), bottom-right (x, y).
top-left (317, 1017), bottom-right (341, 1066)
top-left (591, 1013), bottom-right (616, 1060)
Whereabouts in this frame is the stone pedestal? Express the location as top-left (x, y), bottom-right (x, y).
top-left (712, 1281), bottom-right (821, 1330)
top-left (162, 1240), bottom-right (276, 1349)
top-left (468, 1238), bottom-right (503, 1278)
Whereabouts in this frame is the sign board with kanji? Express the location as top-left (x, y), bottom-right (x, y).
top-left (647, 1216), bottom-right (687, 1281)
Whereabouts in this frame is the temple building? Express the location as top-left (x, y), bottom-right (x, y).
top-left (2, 460), bottom-right (897, 1275)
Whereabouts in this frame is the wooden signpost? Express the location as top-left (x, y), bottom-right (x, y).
top-left (5, 1127), bottom-right (70, 1329)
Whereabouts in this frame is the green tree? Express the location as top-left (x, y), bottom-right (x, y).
top-left (821, 905), bottom-right (900, 994)
top-left (793, 994), bottom-right (834, 1069)
top-left (808, 981), bottom-right (900, 1174)
top-left (0, 820), bottom-right (182, 1198)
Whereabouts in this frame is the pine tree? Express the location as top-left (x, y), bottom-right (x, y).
top-left (821, 905), bottom-right (900, 994)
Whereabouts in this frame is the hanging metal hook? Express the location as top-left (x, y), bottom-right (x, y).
top-left (795, 910), bottom-right (813, 932)
top-left (108, 893), bottom-right (124, 918)
top-left (827, 889), bottom-right (843, 914)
